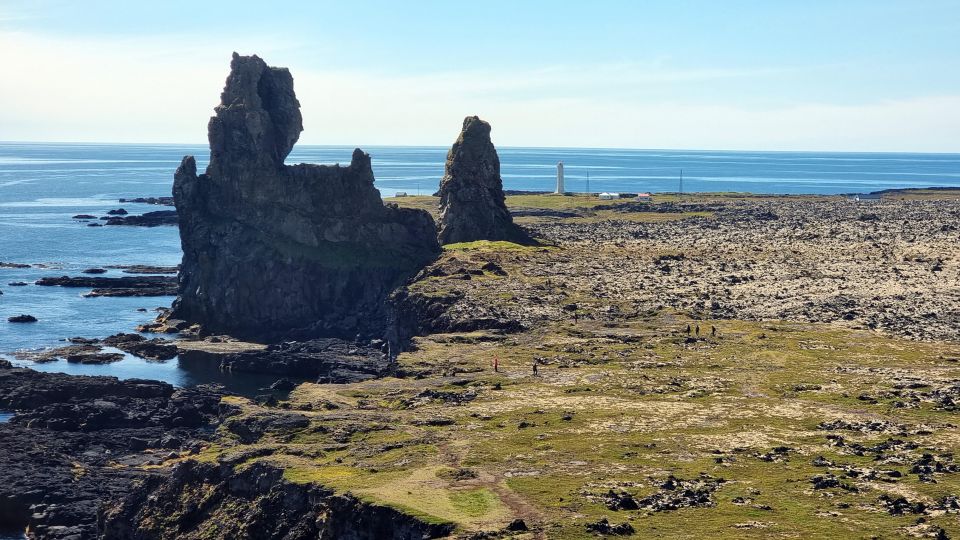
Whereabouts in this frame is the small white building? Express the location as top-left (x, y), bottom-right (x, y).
top-left (598, 192), bottom-right (620, 200)
top-left (394, 192), bottom-right (408, 197)
top-left (636, 192), bottom-right (652, 202)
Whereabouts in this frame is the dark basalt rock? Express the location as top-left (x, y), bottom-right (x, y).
top-left (7, 314), bottom-right (37, 323)
top-left (437, 116), bottom-right (532, 246)
top-left (35, 275), bottom-right (177, 297)
top-left (119, 196), bottom-right (175, 206)
top-left (66, 352), bottom-right (125, 364)
top-left (108, 265), bottom-right (179, 275)
top-left (0, 368), bottom-right (222, 539)
top-left (180, 338), bottom-right (391, 382)
top-left (106, 208), bottom-right (128, 216)
top-left (585, 517), bottom-right (635, 536)
top-left (102, 333), bottom-right (178, 361)
top-left (104, 210), bottom-right (178, 227)
top-left (100, 460), bottom-right (455, 540)
top-left (170, 53), bottom-right (439, 342)
top-left (16, 335), bottom-right (179, 362)
top-left (36, 275), bottom-right (176, 289)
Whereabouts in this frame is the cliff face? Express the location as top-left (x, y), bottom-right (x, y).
top-left (171, 53), bottom-right (439, 341)
top-left (437, 116), bottom-right (531, 245)
top-left (100, 461), bottom-right (455, 540)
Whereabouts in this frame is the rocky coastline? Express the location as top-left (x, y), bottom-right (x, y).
top-left (0, 364), bottom-right (221, 539)
top-left (2, 51), bottom-right (959, 539)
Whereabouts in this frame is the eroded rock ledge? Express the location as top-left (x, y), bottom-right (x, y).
top-left (170, 53), bottom-right (439, 342)
top-left (100, 461), bottom-right (455, 540)
top-left (0, 365), bottom-right (222, 539)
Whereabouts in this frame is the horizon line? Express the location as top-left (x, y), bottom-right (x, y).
top-left (1, 140), bottom-right (959, 156)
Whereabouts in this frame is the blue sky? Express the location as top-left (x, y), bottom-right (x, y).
top-left (1, 0), bottom-right (958, 151)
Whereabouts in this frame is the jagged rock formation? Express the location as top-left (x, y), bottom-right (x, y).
top-left (437, 116), bottom-right (532, 245)
top-left (170, 53), bottom-right (439, 341)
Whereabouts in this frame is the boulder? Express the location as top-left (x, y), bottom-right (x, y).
top-left (437, 116), bottom-right (532, 245)
top-left (170, 53), bottom-right (439, 342)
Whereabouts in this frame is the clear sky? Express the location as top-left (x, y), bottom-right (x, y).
top-left (1, 0), bottom-right (958, 151)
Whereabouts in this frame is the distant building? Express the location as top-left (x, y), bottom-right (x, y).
top-left (636, 192), bottom-right (652, 202)
top-left (850, 193), bottom-right (881, 202)
top-left (395, 192), bottom-right (408, 197)
top-left (598, 192), bottom-right (620, 200)
top-left (555, 161), bottom-right (565, 194)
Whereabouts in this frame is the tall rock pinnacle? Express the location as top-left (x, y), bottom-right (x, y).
top-left (170, 53), bottom-right (440, 341)
top-left (437, 116), bottom-right (532, 245)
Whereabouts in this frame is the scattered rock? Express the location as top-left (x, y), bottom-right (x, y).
top-left (7, 314), bottom-right (37, 323)
top-left (585, 517), bottom-right (635, 536)
top-left (604, 489), bottom-right (640, 510)
top-left (634, 475), bottom-right (725, 512)
top-left (505, 518), bottom-right (528, 531)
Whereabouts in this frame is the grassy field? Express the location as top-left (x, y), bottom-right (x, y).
top-left (183, 190), bottom-right (960, 538)
top-left (192, 309), bottom-right (960, 538)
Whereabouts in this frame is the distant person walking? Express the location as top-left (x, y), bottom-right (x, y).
top-left (532, 361), bottom-right (539, 376)
top-left (493, 356), bottom-right (499, 372)
top-left (686, 324), bottom-right (692, 335)
top-left (695, 325), bottom-right (700, 337)
top-left (711, 325), bottom-right (717, 337)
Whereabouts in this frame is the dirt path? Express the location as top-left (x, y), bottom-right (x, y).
top-left (438, 441), bottom-right (546, 538)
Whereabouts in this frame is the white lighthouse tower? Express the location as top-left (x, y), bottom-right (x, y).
top-left (555, 161), bottom-right (565, 194)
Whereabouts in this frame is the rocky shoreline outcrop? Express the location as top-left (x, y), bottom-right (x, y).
top-left (437, 116), bottom-right (532, 246)
top-left (179, 338), bottom-right (393, 383)
top-left (0, 365), bottom-right (222, 539)
top-left (36, 275), bottom-right (177, 297)
top-left (169, 53), bottom-right (439, 343)
top-left (99, 460), bottom-right (455, 540)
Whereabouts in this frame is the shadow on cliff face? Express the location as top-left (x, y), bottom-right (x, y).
top-left (169, 53), bottom-right (440, 344)
top-left (99, 461), bottom-right (455, 540)
top-left (0, 495), bottom-right (28, 538)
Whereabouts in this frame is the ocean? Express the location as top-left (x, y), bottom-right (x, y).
top-left (1, 142), bottom-right (958, 390)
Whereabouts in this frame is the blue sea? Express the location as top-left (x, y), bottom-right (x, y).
top-left (0, 142), bottom-right (958, 390)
